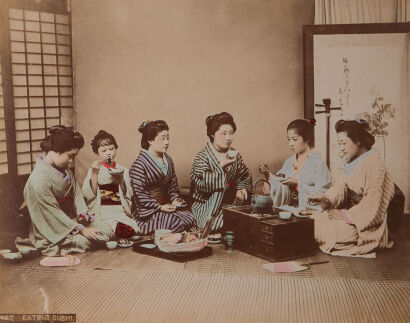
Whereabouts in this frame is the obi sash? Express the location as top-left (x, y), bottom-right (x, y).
top-left (58, 191), bottom-right (75, 218)
top-left (99, 183), bottom-right (121, 205)
top-left (149, 185), bottom-right (169, 205)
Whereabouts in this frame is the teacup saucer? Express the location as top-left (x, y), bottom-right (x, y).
top-left (118, 241), bottom-right (133, 248)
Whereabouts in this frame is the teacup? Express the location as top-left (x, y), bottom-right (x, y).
top-left (3, 252), bottom-right (22, 260)
top-left (155, 229), bottom-right (172, 244)
top-left (227, 150), bottom-right (238, 158)
top-left (106, 241), bottom-right (118, 249)
top-left (279, 211), bottom-right (292, 220)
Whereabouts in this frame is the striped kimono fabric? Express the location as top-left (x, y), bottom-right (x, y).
top-left (129, 151), bottom-right (195, 234)
top-left (191, 142), bottom-right (253, 230)
top-left (313, 150), bottom-right (395, 257)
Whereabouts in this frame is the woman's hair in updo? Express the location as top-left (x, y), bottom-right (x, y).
top-left (91, 130), bottom-right (118, 154)
top-left (40, 126), bottom-right (84, 153)
top-left (335, 119), bottom-right (375, 150)
top-left (138, 120), bottom-right (169, 149)
top-left (205, 112), bottom-right (237, 142)
top-left (287, 119), bottom-right (315, 148)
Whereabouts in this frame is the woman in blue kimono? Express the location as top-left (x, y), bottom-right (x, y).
top-left (130, 120), bottom-right (196, 234)
top-left (259, 119), bottom-right (330, 209)
top-left (191, 112), bottom-right (253, 230)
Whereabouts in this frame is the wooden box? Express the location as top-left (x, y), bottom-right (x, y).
top-left (223, 205), bottom-right (317, 261)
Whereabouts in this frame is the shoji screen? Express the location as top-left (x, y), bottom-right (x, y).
top-left (8, 8), bottom-right (73, 175)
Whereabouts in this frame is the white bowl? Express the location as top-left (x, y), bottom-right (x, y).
top-left (227, 150), bottom-right (238, 158)
top-left (3, 252), bottom-right (22, 260)
top-left (106, 241), bottom-right (118, 249)
top-left (156, 238), bottom-right (207, 253)
top-left (279, 211), bottom-right (292, 220)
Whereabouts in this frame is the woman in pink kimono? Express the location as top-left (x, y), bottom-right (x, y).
top-left (309, 119), bottom-right (404, 257)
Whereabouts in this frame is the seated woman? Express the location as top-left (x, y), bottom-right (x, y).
top-left (16, 126), bottom-right (106, 256)
top-left (82, 130), bottom-right (140, 239)
top-left (309, 119), bottom-right (402, 257)
top-left (191, 112), bottom-right (252, 230)
top-left (129, 120), bottom-right (196, 234)
top-left (259, 119), bottom-right (330, 209)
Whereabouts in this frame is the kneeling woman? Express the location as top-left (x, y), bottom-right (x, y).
top-left (130, 121), bottom-right (196, 234)
top-left (16, 126), bottom-right (102, 256)
top-left (310, 119), bottom-right (397, 257)
top-left (191, 112), bottom-right (253, 230)
top-left (259, 119), bottom-right (330, 209)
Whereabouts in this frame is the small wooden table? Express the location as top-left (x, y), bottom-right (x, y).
top-left (223, 205), bottom-right (317, 261)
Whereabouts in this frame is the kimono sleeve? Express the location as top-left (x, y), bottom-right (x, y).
top-left (24, 180), bottom-right (77, 244)
top-left (235, 153), bottom-right (253, 192)
top-left (168, 159), bottom-right (181, 201)
top-left (121, 167), bottom-right (133, 202)
top-left (303, 158), bottom-right (331, 195)
top-left (325, 180), bottom-right (347, 208)
top-left (129, 161), bottom-right (161, 218)
top-left (190, 154), bottom-right (226, 194)
top-left (346, 164), bottom-right (390, 233)
top-left (82, 168), bottom-right (96, 203)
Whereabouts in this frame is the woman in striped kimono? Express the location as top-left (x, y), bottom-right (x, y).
top-left (16, 126), bottom-right (107, 256)
top-left (191, 112), bottom-right (253, 230)
top-left (309, 119), bottom-right (402, 257)
top-left (130, 120), bottom-right (196, 234)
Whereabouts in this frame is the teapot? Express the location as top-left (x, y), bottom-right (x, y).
top-left (251, 179), bottom-right (273, 211)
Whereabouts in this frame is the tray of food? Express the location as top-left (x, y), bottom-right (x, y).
top-left (133, 237), bottom-right (212, 263)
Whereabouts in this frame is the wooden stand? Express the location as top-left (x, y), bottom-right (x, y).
top-left (223, 206), bottom-right (317, 261)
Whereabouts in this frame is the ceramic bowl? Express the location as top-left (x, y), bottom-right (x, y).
top-left (108, 168), bottom-right (123, 175)
top-left (106, 241), bottom-right (118, 249)
top-left (156, 238), bottom-right (207, 253)
top-left (279, 211), bottom-right (292, 220)
top-left (3, 252), bottom-right (22, 260)
top-left (227, 150), bottom-right (238, 158)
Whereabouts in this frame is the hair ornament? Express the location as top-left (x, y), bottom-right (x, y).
top-left (310, 118), bottom-right (316, 126)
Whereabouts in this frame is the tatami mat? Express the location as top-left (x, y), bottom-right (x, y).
top-left (0, 270), bottom-right (409, 323)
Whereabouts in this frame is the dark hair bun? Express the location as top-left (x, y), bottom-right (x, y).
top-left (138, 121), bottom-right (149, 133)
top-left (335, 119), bottom-right (375, 149)
top-left (49, 125), bottom-right (66, 135)
top-left (41, 126), bottom-right (84, 153)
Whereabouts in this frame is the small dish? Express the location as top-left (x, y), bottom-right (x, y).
top-left (140, 243), bottom-right (157, 249)
top-left (279, 211), bottom-right (292, 220)
top-left (108, 168), bottom-right (124, 175)
top-left (130, 235), bottom-right (142, 241)
top-left (106, 241), bottom-right (118, 249)
top-left (207, 239), bottom-right (221, 244)
top-left (3, 252), bottom-right (22, 260)
top-left (227, 150), bottom-right (238, 158)
top-left (118, 241), bottom-right (133, 248)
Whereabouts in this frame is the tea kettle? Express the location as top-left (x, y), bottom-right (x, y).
top-left (251, 179), bottom-right (273, 212)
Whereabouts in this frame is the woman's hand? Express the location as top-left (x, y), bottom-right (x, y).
top-left (258, 163), bottom-right (270, 179)
top-left (91, 160), bottom-right (102, 174)
top-left (220, 153), bottom-right (236, 170)
top-left (160, 204), bottom-right (177, 213)
top-left (234, 188), bottom-right (248, 205)
top-left (328, 209), bottom-right (344, 220)
top-left (171, 197), bottom-right (186, 207)
top-left (308, 194), bottom-right (331, 211)
top-left (80, 227), bottom-right (101, 240)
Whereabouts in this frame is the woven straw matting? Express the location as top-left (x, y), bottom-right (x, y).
top-left (0, 269), bottom-right (409, 323)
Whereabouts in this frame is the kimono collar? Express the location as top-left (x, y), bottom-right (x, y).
top-left (38, 154), bottom-right (71, 184)
top-left (344, 148), bottom-right (376, 176)
top-left (142, 149), bottom-right (168, 175)
top-left (101, 161), bottom-right (116, 169)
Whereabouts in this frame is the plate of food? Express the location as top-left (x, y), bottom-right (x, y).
top-left (118, 239), bottom-right (133, 248)
top-left (157, 232), bottom-right (207, 253)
